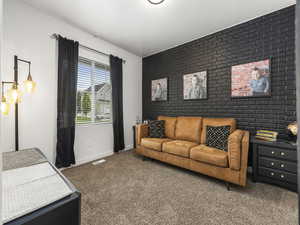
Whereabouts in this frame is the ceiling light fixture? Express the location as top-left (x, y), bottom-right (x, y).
top-left (147, 0), bottom-right (165, 5)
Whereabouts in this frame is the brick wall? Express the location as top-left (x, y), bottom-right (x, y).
top-left (142, 6), bottom-right (296, 138)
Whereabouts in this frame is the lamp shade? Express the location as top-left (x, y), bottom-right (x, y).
top-left (24, 74), bottom-right (36, 93)
top-left (1, 97), bottom-right (10, 115)
top-left (7, 83), bottom-right (22, 104)
top-left (24, 79), bottom-right (36, 93)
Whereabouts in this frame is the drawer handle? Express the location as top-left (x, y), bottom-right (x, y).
top-left (270, 162), bottom-right (274, 166)
top-left (280, 152), bottom-right (285, 156)
top-left (270, 172), bottom-right (274, 176)
top-left (281, 164), bottom-right (285, 168)
top-left (280, 174), bottom-right (285, 178)
top-left (271, 151), bottom-right (275, 155)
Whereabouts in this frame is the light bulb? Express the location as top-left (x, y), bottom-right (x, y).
top-left (1, 97), bottom-right (10, 115)
top-left (24, 74), bottom-right (36, 93)
top-left (7, 84), bottom-right (22, 104)
top-left (24, 79), bottom-right (36, 93)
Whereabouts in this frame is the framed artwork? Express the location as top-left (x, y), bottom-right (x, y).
top-left (151, 78), bottom-right (168, 101)
top-left (231, 59), bottom-right (271, 98)
top-left (183, 71), bottom-right (207, 100)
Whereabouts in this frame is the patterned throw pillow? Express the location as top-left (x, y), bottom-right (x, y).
top-left (206, 125), bottom-right (231, 151)
top-left (149, 120), bottom-right (165, 138)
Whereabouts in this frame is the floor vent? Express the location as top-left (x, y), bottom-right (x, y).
top-left (92, 159), bottom-right (106, 165)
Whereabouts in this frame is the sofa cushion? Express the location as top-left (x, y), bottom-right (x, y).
top-left (158, 116), bottom-right (177, 139)
top-left (141, 138), bottom-right (171, 151)
top-left (206, 125), bottom-right (231, 151)
top-left (162, 140), bottom-right (198, 158)
top-left (175, 117), bottom-right (202, 143)
top-left (190, 145), bottom-right (228, 167)
top-left (201, 118), bottom-right (236, 144)
top-left (149, 120), bottom-right (165, 138)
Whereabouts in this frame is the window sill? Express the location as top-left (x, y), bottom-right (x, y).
top-left (76, 122), bottom-right (112, 127)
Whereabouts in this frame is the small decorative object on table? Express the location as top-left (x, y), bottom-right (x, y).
top-left (136, 116), bottom-right (141, 125)
top-left (255, 130), bottom-right (278, 142)
top-left (286, 121), bottom-right (297, 144)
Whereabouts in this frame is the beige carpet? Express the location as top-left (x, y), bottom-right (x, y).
top-left (63, 150), bottom-right (298, 225)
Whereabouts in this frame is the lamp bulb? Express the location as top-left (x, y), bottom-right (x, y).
top-left (1, 98), bottom-right (10, 115)
top-left (24, 79), bottom-right (36, 93)
top-left (7, 85), bottom-right (22, 104)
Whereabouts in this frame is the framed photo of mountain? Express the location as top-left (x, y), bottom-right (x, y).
top-left (231, 59), bottom-right (271, 98)
top-left (151, 78), bottom-right (168, 101)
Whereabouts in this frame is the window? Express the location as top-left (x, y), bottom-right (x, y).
top-left (76, 57), bottom-right (111, 124)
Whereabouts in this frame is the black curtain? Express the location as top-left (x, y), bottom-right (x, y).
top-left (110, 55), bottom-right (125, 152)
top-left (55, 35), bottom-right (79, 168)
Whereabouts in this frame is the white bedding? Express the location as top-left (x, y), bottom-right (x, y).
top-left (2, 162), bottom-right (73, 223)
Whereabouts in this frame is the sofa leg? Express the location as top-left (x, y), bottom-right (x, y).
top-left (226, 182), bottom-right (231, 191)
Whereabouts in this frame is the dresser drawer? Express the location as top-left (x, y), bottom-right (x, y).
top-left (259, 157), bottom-right (297, 174)
top-left (258, 167), bottom-right (297, 184)
top-left (258, 145), bottom-right (297, 161)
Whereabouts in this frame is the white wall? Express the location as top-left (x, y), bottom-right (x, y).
top-left (2, 0), bottom-right (142, 163)
top-left (0, 0), bottom-right (3, 223)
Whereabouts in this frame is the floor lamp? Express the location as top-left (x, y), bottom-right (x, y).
top-left (1, 55), bottom-right (36, 151)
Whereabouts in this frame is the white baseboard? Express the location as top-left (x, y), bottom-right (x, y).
top-left (61, 145), bottom-right (133, 171)
top-left (61, 151), bottom-right (114, 170)
top-left (123, 144), bottom-right (133, 151)
top-left (77, 151), bottom-right (114, 165)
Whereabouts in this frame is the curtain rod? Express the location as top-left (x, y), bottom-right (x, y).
top-left (51, 33), bottom-right (126, 63)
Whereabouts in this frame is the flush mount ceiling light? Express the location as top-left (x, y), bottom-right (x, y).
top-left (147, 0), bottom-right (165, 5)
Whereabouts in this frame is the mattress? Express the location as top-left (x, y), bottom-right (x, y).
top-left (3, 148), bottom-right (47, 171)
top-left (2, 150), bottom-right (74, 224)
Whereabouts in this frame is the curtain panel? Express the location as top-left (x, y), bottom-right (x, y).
top-left (55, 35), bottom-right (79, 168)
top-left (110, 55), bottom-right (125, 152)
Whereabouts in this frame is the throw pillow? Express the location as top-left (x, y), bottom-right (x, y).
top-left (206, 125), bottom-right (231, 151)
top-left (149, 120), bottom-right (165, 138)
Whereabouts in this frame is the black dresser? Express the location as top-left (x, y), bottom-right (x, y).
top-left (252, 138), bottom-right (297, 192)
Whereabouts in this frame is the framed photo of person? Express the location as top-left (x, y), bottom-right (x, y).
top-left (231, 59), bottom-right (271, 98)
top-left (151, 78), bottom-right (168, 101)
top-left (183, 71), bottom-right (207, 100)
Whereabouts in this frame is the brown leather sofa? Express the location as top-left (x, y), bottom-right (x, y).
top-left (135, 116), bottom-right (250, 187)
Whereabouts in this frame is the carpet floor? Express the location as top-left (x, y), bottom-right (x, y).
top-left (63, 150), bottom-right (298, 225)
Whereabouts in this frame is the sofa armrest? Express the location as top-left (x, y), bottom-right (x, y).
top-left (228, 129), bottom-right (245, 171)
top-left (136, 124), bottom-right (149, 145)
top-left (239, 131), bottom-right (250, 186)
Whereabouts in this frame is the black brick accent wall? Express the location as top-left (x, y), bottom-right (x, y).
top-left (142, 6), bottom-right (296, 138)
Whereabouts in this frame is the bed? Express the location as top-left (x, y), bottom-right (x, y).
top-left (3, 148), bottom-right (81, 225)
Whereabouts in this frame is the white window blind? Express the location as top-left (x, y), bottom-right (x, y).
top-left (76, 57), bottom-right (111, 124)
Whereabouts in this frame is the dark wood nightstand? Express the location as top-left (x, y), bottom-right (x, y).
top-left (252, 137), bottom-right (297, 192)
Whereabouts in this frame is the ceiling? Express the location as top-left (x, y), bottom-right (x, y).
top-left (22, 0), bottom-right (295, 57)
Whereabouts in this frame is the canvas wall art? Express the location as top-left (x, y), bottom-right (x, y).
top-left (231, 59), bottom-right (271, 97)
top-left (183, 71), bottom-right (207, 100)
top-left (151, 78), bottom-right (168, 101)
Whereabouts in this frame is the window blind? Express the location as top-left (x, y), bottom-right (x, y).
top-left (76, 57), bottom-right (111, 124)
